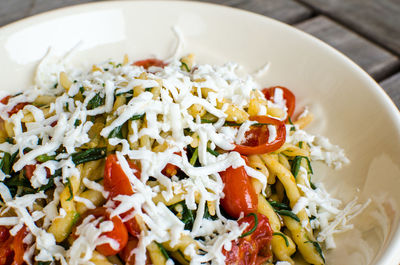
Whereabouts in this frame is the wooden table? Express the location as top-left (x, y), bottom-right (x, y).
top-left (1, 0), bottom-right (399, 110)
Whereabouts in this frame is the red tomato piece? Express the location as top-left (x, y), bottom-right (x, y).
top-left (24, 165), bottom-right (36, 180)
top-left (104, 154), bottom-right (144, 238)
top-left (262, 86), bottom-right (296, 119)
top-left (12, 226), bottom-right (28, 265)
top-left (119, 238), bottom-right (139, 264)
top-left (133, 59), bottom-right (167, 69)
top-left (124, 217), bottom-right (141, 238)
top-left (162, 163), bottom-right (178, 177)
top-left (224, 214), bottom-right (273, 265)
top-left (220, 165), bottom-right (258, 219)
top-left (0, 96), bottom-right (10, 105)
top-left (104, 154), bottom-right (140, 198)
top-left (83, 208), bottom-right (128, 257)
top-left (234, 116), bottom-right (286, 155)
top-left (0, 226), bottom-right (13, 265)
top-left (8, 102), bottom-right (29, 116)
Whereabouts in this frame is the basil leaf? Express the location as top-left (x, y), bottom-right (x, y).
top-left (108, 125), bottom-right (123, 139)
top-left (130, 114), bottom-right (145, 121)
top-left (71, 148), bottom-right (106, 165)
top-left (38, 169), bottom-right (62, 192)
top-left (291, 156), bottom-right (313, 179)
top-left (169, 201), bottom-right (194, 230)
top-left (206, 147), bottom-right (219, 157)
top-left (87, 93), bottom-right (105, 110)
top-left (189, 148), bottom-right (198, 166)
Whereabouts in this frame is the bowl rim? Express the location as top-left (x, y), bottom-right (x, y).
top-left (1, 1), bottom-right (400, 264)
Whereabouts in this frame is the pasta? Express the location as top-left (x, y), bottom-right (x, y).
top-left (0, 53), bottom-right (366, 265)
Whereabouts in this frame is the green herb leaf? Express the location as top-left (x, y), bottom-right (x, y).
top-left (156, 242), bottom-right (170, 260)
top-left (5, 137), bottom-right (14, 144)
top-left (224, 121), bottom-right (242, 126)
top-left (72, 212), bottom-right (81, 226)
top-left (38, 169), bottom-right (61, 192)
top-left (36, 154), bottom-right (56, 163)
top-left (291, 156), bottom-right (313, 179)
top-left (71, 148), bottom-right (106, 165)
top-left (305, 240), bottom-right (325, 263)
top-left (38, 262), bottom-right (52, 265)
top-left (206, 147), bottom-right (219, 157)
top-left (108, 125), bottom-right (123, 139)
top-left (181, 62), bottom-right (190, 72)
top-left (310, 181), bottom-right (317, 190)
top-left (288, 117), bottom-right (296, 131)
top-left (276, 209), bottom-right (300, 222)
top-left (169, 201), bottom-right (195, 230)
top-left (0, 152), bottom-right (11, 175)
top-left (268, 200), bottom-right (290, 211)
top-left (87, 93), bottom-right (105, 110)
top-left (145, 87), bottom-right (153, 92)
top-left (200, 119), bottom-right (214, 124)
top-left (66, 178), bottom-right (73, 201)
top-left (252, 122), bottom-right (272, 127)
top-left (130, 114), bottom-right (145, 121)
top-left (273, 232), bottom-right (289, 247)
top-left (299, 141), bottom-right (303, 148)
top-left (240, 213), bottom-right (258, 238)
top-left (189, 148), bottom-right (198, 166)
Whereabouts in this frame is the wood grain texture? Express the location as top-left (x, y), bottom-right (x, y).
top-left (380, 73), bottom-right (400, 109)
top-left (0, 0), bottom-right (34, 27)
top-left (28, 0), bottom-right (97, 16)
top-left (193, 0), bottom-right (313, 24)
top-left (296, 16), bottom-right (400, 81)
top-left (298, 0), bottom-right (400, 56)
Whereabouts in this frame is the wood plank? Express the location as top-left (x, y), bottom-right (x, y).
top-left (0, 0), bottom-right (34, 27)
top-left (296, 16), bottom-right (400, 81)
top-left (193, 0), bottom-right (313, 24)
top-left (380, 73), bottom-right (400, 110)
top-left (29, 0), bottom-right (97, 16)
top-left (298, 0), bottom-right (400, 56)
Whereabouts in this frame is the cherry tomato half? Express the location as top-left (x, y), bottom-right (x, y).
top-left (104, 154), bottom-right (143, 238)
top-left (104, 154), bottom-right (140, 198)
top-left (0, 226), bottom-right (29, 265)
top-left (133, 59), bottom-right (167, 69)
top-left (12, 226), bottom-right (28, 265)
top-left (0, 226), bottom-right (13, 265)
top-left (234, 116), bottom-right (286, 155)
top-left (220, 165), bottom-right (258, 219)
top-left (262, 86), bottom-right (296, 119)
top-left (224, 214), bottom-right (273, 265)
top-left (119, 238), bottom-right (139, 265)
top-left (83, 208), bottom-right (128, 257)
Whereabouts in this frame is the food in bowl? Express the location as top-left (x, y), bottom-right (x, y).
top-left (0, 54), bottom-right (367, 265)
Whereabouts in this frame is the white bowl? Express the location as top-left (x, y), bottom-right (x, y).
top-left (1, 1), bottom-right (400, 264)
